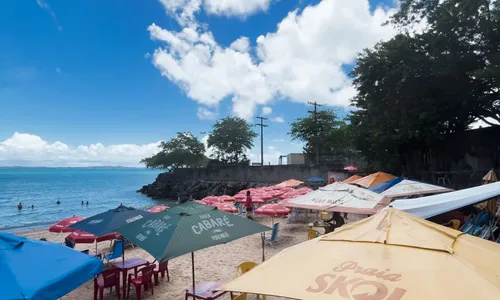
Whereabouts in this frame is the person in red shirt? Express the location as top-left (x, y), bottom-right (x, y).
top-left (245, 191), bottom-right (254, 220)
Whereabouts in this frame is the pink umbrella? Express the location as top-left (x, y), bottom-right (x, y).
top-left (215, 203), bottom-right (238, 213)
top-left (255, 204), bottom-right (291, 225)
top-left (234, 194), bottom-right (246, 200)
top-left (219, 195), bottom-right (236, 202)
top-left (344, 165), bottom-right (358, 172)
top-left (66, 230), bottom-right (118, 244)
top-left (296, 187), bottom-right (313, 195)
top-left (201, 196), bottom-right (220, 202)
top-left (148, 204), bottom-right (169, 213)
top-left (254, 204), bottom-right (291, 217)
top-left (49, 215), bottom-right (85, 233)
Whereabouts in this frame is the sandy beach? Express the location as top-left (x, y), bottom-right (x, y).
top-left (17, 212), bottom-right (367, 300)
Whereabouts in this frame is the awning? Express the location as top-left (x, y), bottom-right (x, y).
top-left (380, 179), bottom-right (453, 199)
top-left (390, 181), bottom-right (500, 218)
top-left (284, 182), bottom-right (391, 214)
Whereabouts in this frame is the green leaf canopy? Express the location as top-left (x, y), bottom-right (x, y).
top-left (116, 202), bottom-right (271, 262)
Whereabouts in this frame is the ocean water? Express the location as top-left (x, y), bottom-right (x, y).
top-left (0, 168), bottom-right (163, 231)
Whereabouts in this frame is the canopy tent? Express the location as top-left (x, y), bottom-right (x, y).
top-left (0, 232), bottom-right (103, 300)
top-left (284, 181), bottom-right (391, 214)
top-left (368, 177), bottom-right (403, 193)
top-left (69, 204), bottom-right (151, 236)
top-left (342, 175), bottom-right (362, 183)
top-left (219, 208), bottom-right (500, 300)
top-left (372, 178), bottom-right (453, 198)
top-left (390, 181), bottom-right (500, 219)
top-left (351, 171), bottom-right (396, 188)
top-left (275, 179), bottom-right (303, 187)
top-left (116, 201), bottom-right (270, 295)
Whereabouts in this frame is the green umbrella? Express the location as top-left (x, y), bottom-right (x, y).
top-left (117, 201), bottom-right (271, 293)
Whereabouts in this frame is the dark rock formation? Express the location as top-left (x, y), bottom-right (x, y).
top-left (138, 172), bottom-right (270, 201)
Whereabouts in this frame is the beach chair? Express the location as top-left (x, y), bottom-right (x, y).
top-left (307, 227), bottom-right (320, 240)
top-left (232, 293), bottom-right (247, 300)
top-left (94, 268), bottom-right (121, 300)
top-left (265, 223), bottom-right (280, 247)
top-left (104, 240), bottom-right (123, 264)
top-left (153, 260), bottom-right (170, 286)
top-left (235, 263), bottom-right (266, 300)
top-left (64, 238), bottom-right (75, 248)
top-left (237, 262), bottom-right (257, 276)
top-left (286, 208), bottom-right (298, 223)
top-left (127, 264), bottom-right (156, 300)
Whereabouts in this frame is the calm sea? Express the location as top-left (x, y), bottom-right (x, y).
top-left (0, 167), bottom-right (163, 231)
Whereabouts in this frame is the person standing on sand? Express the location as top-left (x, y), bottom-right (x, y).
top-left (245, 191), bottom-right (254, 220)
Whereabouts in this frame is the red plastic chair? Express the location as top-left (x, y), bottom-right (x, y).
top-left (94, 268), bottom-right (121, 300)
top-left (127, 264), bottom-right (156, 300)
top-left (153, 261), bottom-right (170, 286)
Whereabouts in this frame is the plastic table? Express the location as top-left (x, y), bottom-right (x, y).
top-left (113, 258), bottom-right (149, 297)
top-left (185, 281), bottom-right (227, 300)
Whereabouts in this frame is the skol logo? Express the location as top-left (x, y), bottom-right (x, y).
top-left (306, 261), bottom-right (407, 300)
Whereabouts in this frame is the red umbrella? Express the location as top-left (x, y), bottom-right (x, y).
top-left (254, 204), bottom-right (291, 217)
top-left (201, 196), bottom-right (220, 202)
top-left (344, 165), bottom-right (358, 172)
top-left (49, 215), bottom-right (84, 233)
top-left (66, 230), bottom-right (118, 244)
top-left (148, 204), bottom-right (169, 213)
top-left (215, 203), bottom-right (238, 213)
top-left (296, 187), bottom-right (313, 195)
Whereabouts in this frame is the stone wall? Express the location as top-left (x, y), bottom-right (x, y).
top-left (170, 164), bottom-right (352, 183)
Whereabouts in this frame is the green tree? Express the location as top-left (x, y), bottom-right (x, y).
top-left (141, 132), bottom-right (207, 169)
top-left (207, 116), bottom-right (257, 164)
top-left (349, 0), bottom-right (500, 169)
top-left (289, 109), bottom-right (353, 163)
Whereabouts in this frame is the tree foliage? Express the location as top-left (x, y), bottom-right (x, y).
top-left (349, 0), bottom-right (500, 169)
top-left (141, 132), bottom-right (207, 169)
top-left (289, 109), bottom-right (352, 163)
top-left (207, 116), bottom-right (257, 164)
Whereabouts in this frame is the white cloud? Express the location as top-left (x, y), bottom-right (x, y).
top-left (230, 37), bottom-right (250, 53)
top-left (0, 133), bottom-right (160, 167)
top-left (150, 0), bottom-right (398, 119)
top-left (247, 145), bottom-right (282, 165)
top-left (36, 0), bottom-right (63, 30)
top-left (270, 116), bottom-right (284, 123)
top-left (262, 106), bottom-right (272, 115)
top-left (204, 0), bottom-right (272, 16)
top-left (157, 0), bottom-right (272, 25)
top-left (197, 107), bottom-right (217, 120)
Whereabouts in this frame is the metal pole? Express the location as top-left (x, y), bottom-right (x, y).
top-left (191, 252), bottom-right (196, 295)
top-left (255, 117), bottom-right (268, 167)
top-left (261, 233), bottom-right (265, 262)
top-left (308, 102), bottom-right (323, 165)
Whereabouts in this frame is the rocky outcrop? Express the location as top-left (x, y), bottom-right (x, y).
top-left (138, 172), bottom-right (270, 201)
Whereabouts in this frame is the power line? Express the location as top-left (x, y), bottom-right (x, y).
top-left (308, 101), bottom-right (323, 165)
top-left (255, 116), bottom-right (269, 167)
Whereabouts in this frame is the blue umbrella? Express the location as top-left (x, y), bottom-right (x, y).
top-left (369, 177), bottom-right (403, 193)
top-left (0, 232), bottom-right (103, 300)
top-left (69, 204), bottom-right (151, 236)
top-left (307, 177), bottom-right (325, 182)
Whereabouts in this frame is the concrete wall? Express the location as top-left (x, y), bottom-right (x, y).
top-left (171, 164), bottom-right (353, 183)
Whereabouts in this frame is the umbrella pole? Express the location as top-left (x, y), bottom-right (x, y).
top-left (261, 233), bottom-right (265, 262)
top-left (191, 252), bottom-right (196, 295)
top-left (122, 236), bottom-right (125, 264)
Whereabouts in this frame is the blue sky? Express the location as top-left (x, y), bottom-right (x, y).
top-left (0, 0), bottom-right (398, 167)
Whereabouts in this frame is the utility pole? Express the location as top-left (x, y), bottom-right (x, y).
top-left (255, 116), bottom-right (268, 167)
top-left (308, 101), bottom-right (323, 165)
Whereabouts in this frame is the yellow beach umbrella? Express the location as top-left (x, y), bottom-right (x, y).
top-left (342, 175), bottom-right (362, 183)
top-left (351, 171), bottom-right (396, 188)
top-left (475, 169), bottom-right (498, 214)
top-left (219, 208), bottom-right (500, 300)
